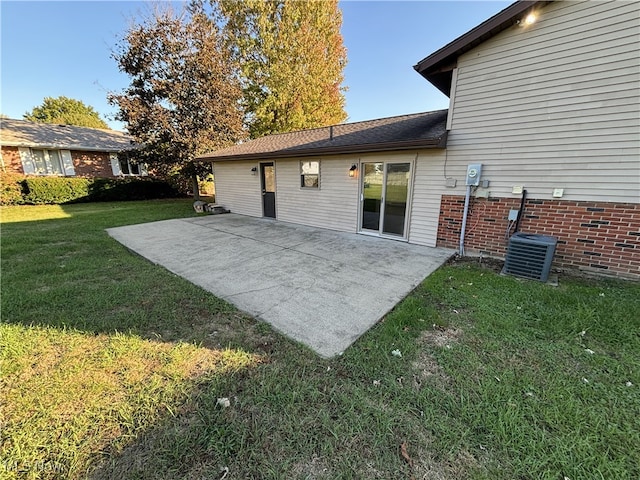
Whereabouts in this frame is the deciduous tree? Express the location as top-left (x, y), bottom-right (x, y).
top-left (24, 96), bottom-right (109, 129)
top-left (219, 0), bottom-right (347, 138)
top-left (109, 2), bottom-right (244, 197)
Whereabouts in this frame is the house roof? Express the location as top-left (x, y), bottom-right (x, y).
top-left (414, 0), bottom-right (550, 96)
top-left (0, 118), bottom-right (133, 152)
top-left (199, 110), bottom-right (448, 162)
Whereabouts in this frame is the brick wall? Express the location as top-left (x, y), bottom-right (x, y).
top-left (72, 151), bottom-right (115, 177)
top-left (437, 195), bottom-right (640, 279)
top-left (1, 146), bottom-right (23, 174)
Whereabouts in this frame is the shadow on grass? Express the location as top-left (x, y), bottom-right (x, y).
top-left (0, 201), bottom-right (308, 480)
top-left (87, 370), bottom-right (254, 480)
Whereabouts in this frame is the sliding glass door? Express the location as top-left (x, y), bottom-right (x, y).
top-left (361, 162), bottom-right (384, 231)
top-left (360, 161), bottom-right (411, 239)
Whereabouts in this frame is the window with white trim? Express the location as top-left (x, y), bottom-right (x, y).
top-left (31, 149), bottom-right (63, 175)
top-left (18, 147), bottom-right (75, 176)
top-left (120, 157), bottom-right (141, 175)
top-left (109, 153), bottom-right (148, 176)
top-left (300, 160), bottom-right (319, 188)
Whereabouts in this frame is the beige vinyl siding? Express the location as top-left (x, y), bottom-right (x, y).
top-left (275, 157), bottom-right (359, 232)
top-left (444, 0), bottom-right (640, 204)
top-left (407, 150), bottom-right (447, 247)
top-left (212, 161), bottom-right (263, 217)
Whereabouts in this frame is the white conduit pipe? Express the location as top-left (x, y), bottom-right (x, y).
top-left (459, 184), bottom-right (472, 256)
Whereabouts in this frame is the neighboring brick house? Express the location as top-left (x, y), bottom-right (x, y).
top-left (0, 118), bottom-right (146, 178)
top-left (199, 0), bottom-right (639, 279)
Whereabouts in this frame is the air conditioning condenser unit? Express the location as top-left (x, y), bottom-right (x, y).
top-left (502, 232), bottom-right (557, 282)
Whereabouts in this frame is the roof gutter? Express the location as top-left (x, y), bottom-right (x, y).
top-left (199, 133), bottom-right (448, 162)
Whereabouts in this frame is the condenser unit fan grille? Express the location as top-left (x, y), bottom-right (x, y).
top-left (502, 233), bottom-right (557, 282)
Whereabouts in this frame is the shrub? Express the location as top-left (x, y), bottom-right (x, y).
top-left (86, 177), bottom-right (182, 202)
top-left (0, 172), bottom-right (26, 205)
top-left (9, 176), bottom-right (184, 205)
top-left (5, 173), bottom-right (183, 205)
top-left (22, 177), bottom-right (90, 204)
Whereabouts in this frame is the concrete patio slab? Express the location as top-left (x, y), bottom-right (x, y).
top-left (107, 214), bottom-right (454, 357)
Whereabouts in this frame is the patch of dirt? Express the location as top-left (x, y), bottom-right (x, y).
top-left (413, 448), bottom-right (482, 480)
top-left (355, 462), bottom-right (387, 479)
top-left (290, 454), bottom-right (332, 479)
top-left (395, 431), bottom-right (483, 480)
top-left (419, 326), bottom-right (463, 349)
top-left (411, 351), bottom-right (452, 391)
top-left (412, 326), bottom-right (463, 391)
top-left (198, 312), bottom-right (279, 350)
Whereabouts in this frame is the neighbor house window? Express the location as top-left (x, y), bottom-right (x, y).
top-left (109, 153), bottom-right (147, 176)
top-left (31, 149), bottom-right (63, 175)
top-left (119, 158), bottom-right (140, 175)
top-left (300, 161), bottom-right (319, 188)
top-left (17, 147), bottom-right (76, 176)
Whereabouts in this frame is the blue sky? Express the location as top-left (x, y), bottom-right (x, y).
top-left (1, 1), bottom-right (510, 131)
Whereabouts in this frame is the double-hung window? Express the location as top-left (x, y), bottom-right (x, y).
top-left (300, 160), bottom-right (319, 188)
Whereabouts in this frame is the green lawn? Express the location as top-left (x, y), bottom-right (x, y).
top-left (1, 200), bottom-right (639, 479)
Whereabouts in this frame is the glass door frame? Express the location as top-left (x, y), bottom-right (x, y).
top-left (358, 159), bottom-right (414, 241)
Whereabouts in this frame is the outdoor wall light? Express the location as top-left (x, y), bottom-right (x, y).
top-left (251, 166), bottom-right (257, 175)
top-left (349, 164), bottom-right (358, 177)
top-left (517, 12), bottom-right (537, 26)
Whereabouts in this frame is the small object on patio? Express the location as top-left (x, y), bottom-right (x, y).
top-left (193, 200), bottom-right (207, 212)
top-left (391, 349), bottom-right (402, 357)
top-left (205, 203), bottom-right (230, 214)
top-left (216, 397), bottom-right (231, 408)
top-left (194, 201), bottom-right (230, 214)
